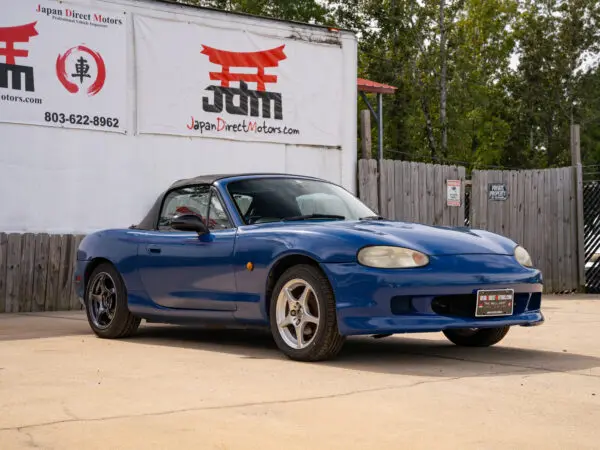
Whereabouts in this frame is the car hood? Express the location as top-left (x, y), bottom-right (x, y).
top-left (320, 220), bottom-right (516, 256)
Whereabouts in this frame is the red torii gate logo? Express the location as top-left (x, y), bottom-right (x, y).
top-left (0, 22), bottom-right (39, 92)
top-left (200, 45), bottom-right (287, 120)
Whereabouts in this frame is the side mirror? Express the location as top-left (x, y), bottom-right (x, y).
top-left (171, 214), bottom-right (209, 235)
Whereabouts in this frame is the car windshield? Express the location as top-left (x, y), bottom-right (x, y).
top-left (226, 177), bottom-right (378, 225)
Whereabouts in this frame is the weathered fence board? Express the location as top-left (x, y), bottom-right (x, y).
top-left (45, 235), bottom-right (63, 311)
top-left (57, 235), bottom-right (71, 311)
top-left (71, 235), bottom-right (86, 310)
top-left (0, 234), bottom-right (7, 313)
top-left (564, 169), bottom-right (576, 291)
top-left (360, 159), bottom-right (466, 227)
top-left (32, 234), bottom-right (50, 312)
top-left (358, 159), bottom-right (378, 212)
top-left (0, 233), bottom-right (85, 313)
top-left (19, 233), bottom-right (36, 313)
top-left (6, 234), bottom-right (22, 313)
top-left (470, 167), bottom-right (579, 292)
top-left (557, 169), bottom-right (565, 291)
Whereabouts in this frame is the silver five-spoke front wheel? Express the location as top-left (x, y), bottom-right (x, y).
top-left (275, 278), bottom-right (320, 349)
top-left (88, 272), bottom-right (117, 330)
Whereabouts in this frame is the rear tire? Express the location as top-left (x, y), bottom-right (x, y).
top-left (443, 326), bottom-right (510, 347)
top-left (84, 262), bottom-right (141, 339)
top-left (269, 264), bottom-right (345, 362)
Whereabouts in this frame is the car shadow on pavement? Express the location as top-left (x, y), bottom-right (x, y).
top-left (0, 312), bottom-right (90, 341)
top-left (124, 323), bottom-right (600, 378)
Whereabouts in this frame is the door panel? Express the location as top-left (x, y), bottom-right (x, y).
top-left (137, 230), bottom-right (237, 311)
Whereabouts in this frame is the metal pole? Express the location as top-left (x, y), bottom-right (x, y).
top-left (376, 93), bottom-right (384, 215)
top-left (377, 93), bottom-right (383, 161)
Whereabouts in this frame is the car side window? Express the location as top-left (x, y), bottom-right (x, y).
top-left (207, 191), bottom-right (233, 230)
top-left (158, 185), bottom-right (233, 231)
top-left (158, 185), bottom-right (211, 229)
top-left (232, 194), bottom-right (253, 216)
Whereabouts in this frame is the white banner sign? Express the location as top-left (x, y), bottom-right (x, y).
top-left (134, 15), bottom-right (344, 146)
top-left (0, 0), bottom-right (127, 133)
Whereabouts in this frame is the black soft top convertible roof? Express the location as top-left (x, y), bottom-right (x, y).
top-left (134, 172), bottom-right (323, 230)
top-left (167, 173), bottom-right (241, 190)
top-left (135, 174), bottom-right (237, 230)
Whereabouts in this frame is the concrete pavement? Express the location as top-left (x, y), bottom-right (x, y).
top-left (1, 295), bottom-right (599, 449)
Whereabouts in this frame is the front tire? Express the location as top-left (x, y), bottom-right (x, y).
top-left (84, 262), bottom-right (141, 339)
top-left (269, 264), bottom-right (345, 362)
top-left (443, 326), bottom-right (510, 347)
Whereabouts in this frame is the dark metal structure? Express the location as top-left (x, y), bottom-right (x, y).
top-left (583, 176), bottom-right (600, 292)
top-left (464, 183), bottom-right (471, 227)
top-left (357, 78), bottom-right (397, 162)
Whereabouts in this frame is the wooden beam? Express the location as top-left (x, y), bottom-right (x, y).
top-left (571, 124), bottom-right (585, 288)
top-left (360, 110), bottom-right (372, 159)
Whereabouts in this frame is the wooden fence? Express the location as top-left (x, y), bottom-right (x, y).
top-left (0, 233), bottom-right (85, 313)
top-left (358, 159), bottom-right (466, 226)
top-left (357, 159), bottom-right (583, 293)
top-left (470, 168), bottom-right (581, 292)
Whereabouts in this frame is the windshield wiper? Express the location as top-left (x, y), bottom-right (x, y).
top-left (359, 215), bottom-right (385, 220)
top-left (282, 214), bottom-right (346, 222)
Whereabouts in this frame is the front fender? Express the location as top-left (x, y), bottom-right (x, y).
top-left (232, 227), bottom-right (354, 324)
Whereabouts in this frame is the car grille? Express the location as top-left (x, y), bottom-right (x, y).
top-left (430, 292), bottom-right (540, 318)
top-left (390, 292), bottom-right (542, 318)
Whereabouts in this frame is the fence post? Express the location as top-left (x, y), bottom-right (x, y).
top-left (360, 110), bottom-right (372, 160)
top-left (571, 124), bottom-right (585, 289)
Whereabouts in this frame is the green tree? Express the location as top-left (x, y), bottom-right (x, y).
top-left (178, 0), bottom-right (329, 23)
top-left (577, 70), bottom-right (600, 170)
top-left (512, 0), bottom-right (600, 167)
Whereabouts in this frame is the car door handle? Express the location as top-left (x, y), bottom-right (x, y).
top-left (147, 245), bottom-right (162, 254)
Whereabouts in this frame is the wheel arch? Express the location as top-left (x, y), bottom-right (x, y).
top-left (264, 253), bottom-right (332, 319)
top-left (84, 257), bottom-right (118, 291)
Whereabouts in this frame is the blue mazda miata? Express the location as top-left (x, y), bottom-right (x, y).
top-left (74, 173), bottom-right (544, 361)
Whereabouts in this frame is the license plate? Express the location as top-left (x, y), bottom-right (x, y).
top-left (475, 289), bottom-right (514, 317)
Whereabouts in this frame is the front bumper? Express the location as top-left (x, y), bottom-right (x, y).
top-left (321, 254), bottom-right (544, 336)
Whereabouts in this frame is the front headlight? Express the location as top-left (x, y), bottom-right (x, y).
top-left (357, 246), bottom-right (429, 269)
top-left (514, 245), bottom-right (533, 267)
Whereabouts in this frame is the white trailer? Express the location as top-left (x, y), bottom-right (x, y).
top-left (0, 0), bottom-right (357, 234)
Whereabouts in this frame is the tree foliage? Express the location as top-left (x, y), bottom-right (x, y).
top-left (177, 0), bottom-right (600, 169)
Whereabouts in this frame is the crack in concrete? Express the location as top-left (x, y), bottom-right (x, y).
top-left (14, 313), bottom-right (85, 322)
top-left (400, 350), bottom-right (600, 378)
top-left (0, 376), bottom-right (465, 433)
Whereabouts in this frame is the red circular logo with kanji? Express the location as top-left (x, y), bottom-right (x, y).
top-left (56, 45), bottom-right (106, 96)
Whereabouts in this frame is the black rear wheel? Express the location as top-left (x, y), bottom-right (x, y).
top-left (443, 326), bottom-right (510, 347)
top-left (85, 263), bottom-right (141, 339)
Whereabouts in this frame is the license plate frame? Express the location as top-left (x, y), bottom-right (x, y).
top-left (475, 289), bottom-right (514, 317)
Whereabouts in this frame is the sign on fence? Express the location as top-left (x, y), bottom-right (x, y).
top-left (0, 0), bottom-right (128, 133)
top-left (488, 183), bottom-right (508, 201)
top-left (446, 179), bottom-right (461, 207)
